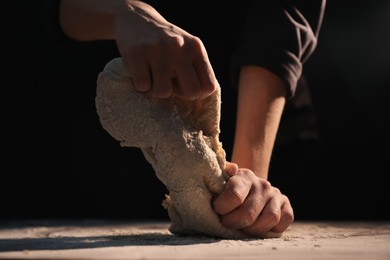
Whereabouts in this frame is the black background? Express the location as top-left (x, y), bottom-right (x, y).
top-left (3, 0), bottom-right (389, 221)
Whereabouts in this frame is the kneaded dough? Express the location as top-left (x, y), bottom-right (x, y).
top-left (95, 57), bottom-right (279, 239)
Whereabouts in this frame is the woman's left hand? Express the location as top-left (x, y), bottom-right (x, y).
top-left (213, 162), bottom-right (294, 237)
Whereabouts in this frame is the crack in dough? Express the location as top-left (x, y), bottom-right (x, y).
top-left (95, 57), bottom-right (278, 239)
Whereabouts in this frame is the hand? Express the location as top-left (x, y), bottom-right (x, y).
top-left (213, 162), bottom-right (294, 237)
top-left (114, 1), bottom-right (217, 100)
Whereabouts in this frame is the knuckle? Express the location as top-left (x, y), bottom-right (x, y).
top-left (273, 187), bottom-right (281, 194)
top-left (160, 35), bottom-right (184, 49)
top-left (237, 168), bottom-right (251, 178)
top-left (183, 86), bottom-right (201, 100)
top-left (284, 210), bottom-right (295, 224)
top-left (186, 36), bottom-right (203, 49)
top-left (133, 78), bottom-right (151, 92)
top-left (242, 209), bottom-right (258, 226)
top-left (153, 85), bottom-right (172, 98)
top-left (227, 187), bottom-right (246, 205)
top-left (282, 194), bottom-right (290, 202)
top-left (201, 82), bottom-right (216, 97)
top-left (208, 84), bottom-right (217, 94)
top-left (282, 201), bottom-right (294, 222)
top-left (263, 180), bottom-right (272, 189)
top-left (267, 209), bottom-right (281, 224)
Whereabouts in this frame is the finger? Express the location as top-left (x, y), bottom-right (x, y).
top-left (123, 54), bottom-right (152, 92)
top-left (270, 198), bottom-right (294, 233)
top-left (190, 37), bottom-right (217, 98)
top-left (220, 180), bottom-right (264, 229)
top-left (213, 171), bottom-right (251, 215)
top-left (225, 162), bottom-right (238, 177)
top-left (150, 62), bottom-right (174, 99)
top-left (174, 63), bottom-right (201, 100)
top-left (242, 196), bottom-right (282, 236)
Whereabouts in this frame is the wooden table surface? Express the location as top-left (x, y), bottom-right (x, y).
top-left (0, 219), bottom-right (389, 260)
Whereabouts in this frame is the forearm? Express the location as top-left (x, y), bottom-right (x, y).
top-left (58, 0), bottom-right (121, 40)
top-left (231, 66), bottom-right (286, 179)
top-left (59, 0), bottom-right (157, 41)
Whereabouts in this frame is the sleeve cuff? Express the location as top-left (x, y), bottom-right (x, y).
top-left (230, 43), bottom-right (302, 99)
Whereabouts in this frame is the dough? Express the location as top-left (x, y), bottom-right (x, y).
top-left (95, 57), bottom-right (279, 239)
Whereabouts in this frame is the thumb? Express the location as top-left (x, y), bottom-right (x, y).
top-left (225, 162), bottom-right (239, 177)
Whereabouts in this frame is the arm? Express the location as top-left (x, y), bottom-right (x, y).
top-left (214, 0), bottom-right (326, 236)
top-left (232, 66), bottom-right (286, 179)
top-left (59, 0), bottom-right (121, 41)
top-left (214, 67), bottom-right (293, 236)
top-left (230, 0), bottom-right (326, 178)
top-left (59, 0), bottom-right (217, 100)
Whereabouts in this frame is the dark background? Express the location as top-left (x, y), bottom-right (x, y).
top-left (3, 1), bottom-right (389, 221)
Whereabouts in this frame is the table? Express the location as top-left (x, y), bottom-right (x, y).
top-left (0, 220), bottom-right (389, 259)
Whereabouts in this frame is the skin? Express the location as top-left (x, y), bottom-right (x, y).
top-left (214, 67), bottom-right (294, 236)
top-left (59, 0), bottom-right (294, 237)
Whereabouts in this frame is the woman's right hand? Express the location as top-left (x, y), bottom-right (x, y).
top-left (114, 1), bottom-right (218, 100)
